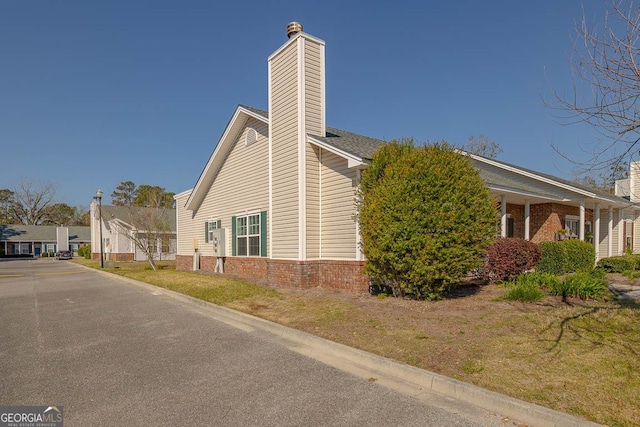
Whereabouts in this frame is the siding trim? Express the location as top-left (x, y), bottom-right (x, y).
top-left (298, 37), bottom-right (307, 260)
top-left (319, 148), bottom-right (323, 259)
top-left (268, 55), bottom-right (274, 260)
top-left (307, 136), bottom-right (366, 167)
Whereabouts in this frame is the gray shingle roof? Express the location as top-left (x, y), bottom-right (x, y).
top-left (237, 104), bottom-right (630, 203)
top-left (0, 225), bottom-right (91, 242)
top-left (238, 105), bottom-right (386, 160)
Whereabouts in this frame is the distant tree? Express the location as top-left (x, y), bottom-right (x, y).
top-left (9, 181), bottom-right (57, 225)
top-left (74, 207), bottom-right (91, 226)
top-left (111, 181), bottom-right (136, 206)
top-left (42, 203), bottom-right (77, 225)
top-left (111, 181), bottom-right (175, 209)
top-left (134, 185), bottom-right (175, 208)
top-left (463, 135), bottom-right (502, 159)
top-left (357, 139), bottom-right (497, 300)
top-left (0, 189), bottom-right (16, 224)
top-left (549, 0), bottom-right (640, 176)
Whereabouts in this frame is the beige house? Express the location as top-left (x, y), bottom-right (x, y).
top-left (175, 22), bottom-right (640, 292)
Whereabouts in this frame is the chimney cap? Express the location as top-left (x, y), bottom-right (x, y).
top-left (287, 22), bottom-right (303, 38)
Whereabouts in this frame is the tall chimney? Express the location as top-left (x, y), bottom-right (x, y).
top-left (287, 22), bottom-right (303, 38)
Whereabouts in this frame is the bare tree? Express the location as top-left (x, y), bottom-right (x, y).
top-left (464, 135), bottom-right (502, 159)
top-left (9, 181), bottom-right (57, 225)
top-left (549, 0), bottom-right (640, 176)
top-left (105, 191), bottom-right (174, 270)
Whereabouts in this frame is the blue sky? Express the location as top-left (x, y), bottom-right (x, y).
top-left (1, 1), bottom-right (611, 208)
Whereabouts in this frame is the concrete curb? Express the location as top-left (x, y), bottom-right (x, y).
top-left (76, 263), bottom-right (603, 427)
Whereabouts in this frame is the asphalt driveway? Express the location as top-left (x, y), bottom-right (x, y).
top-left (0, 258), bottom-right (517, 426)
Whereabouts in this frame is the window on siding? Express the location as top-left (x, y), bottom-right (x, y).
top-left (236, 213), bottom-right (260, 256)
top-left (565, 215), bottom-right (591, 239)
top-left (161, 236), bottom-right (171, 253)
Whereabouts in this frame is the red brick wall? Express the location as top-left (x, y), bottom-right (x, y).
top-left (175, 254), bottom-right (370, 293)
top-left (501, 203), bottom-right (596, 243)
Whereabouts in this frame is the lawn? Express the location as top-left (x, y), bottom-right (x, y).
top-left (73, 259), bottom-right (640, 427)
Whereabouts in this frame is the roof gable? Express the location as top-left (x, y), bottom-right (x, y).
top-left (185, 105), bottom-right (269, 211)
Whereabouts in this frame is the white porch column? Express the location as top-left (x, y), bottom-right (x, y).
top-left (579, 200), bottom-right (585, 240)
top-left (594, 203), bottom-right (601, 261)
top-left (524, 200), bottom-right (530, 241)
top-left (608, 206), bottom-right (613, 257)
top-left (500, 195), bottom-right (507, 238)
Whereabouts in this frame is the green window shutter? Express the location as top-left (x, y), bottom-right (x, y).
top-left (260, 211), bottom-right (267, 257)
top-left (204, 222), bottom-right (209, 243)
top-left (217, 219), bottom-right (221, 229)
top-left (231, 216), bottom-right (237, 256)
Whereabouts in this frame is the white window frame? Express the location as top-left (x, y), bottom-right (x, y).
top-left (565, 215), bottom-right (591, 239)
top-left (236, 213), bottom-right (260, 257)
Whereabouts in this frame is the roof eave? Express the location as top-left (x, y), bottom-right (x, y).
top-left (185, 106), bottom-right (269, 211)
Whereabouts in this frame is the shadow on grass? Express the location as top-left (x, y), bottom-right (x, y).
top-left (537, 300), bottom-right (640, 357)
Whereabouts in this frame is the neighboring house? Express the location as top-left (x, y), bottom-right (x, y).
top-left (90, 202), bottom-right (177, 262)
top-left (175, 22), bottom-right (640, 292)
top-left (0, 225), bottom-right (90, 257)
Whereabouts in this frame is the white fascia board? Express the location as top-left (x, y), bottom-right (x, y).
top-left (268, 32), bottom-right (325, 62)
top-left (307, 136), bottom-right (367, 168)
top-left (184, 106), bottom-right (269, 211)
top-left (487, 185), bottom-right (566, 202)
top-left (173, 188), bottom-right (193, 200)
top-left (461, 151), bottom-right (598, 198)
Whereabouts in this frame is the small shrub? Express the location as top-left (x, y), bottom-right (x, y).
top-left (518, 272), bottom-right (562, 289)
top-left (596, 255), bottom-right (640, 273)
top-left (502, 272), bottom-right (558, 302)
top-left (503, 283), bottom-right (546, 302)
top-left (548, 271), bottom-right (609, 300)
top-left (41, 252), bottom-right (48, 258)
top-left (483, 238), bottom-right (541, 283)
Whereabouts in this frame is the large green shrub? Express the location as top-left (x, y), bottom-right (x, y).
top-left (483, 238), bottom-right (541, 283)
top-left (358, 140), bottom-right (497, 299)
top-left (563, 240), bottom-right (596, 272)
top-left (537, 241), bottom-right (566, 274)
top-left (596, 254), bottom-right (640, 272)
top-left (537, 240), bottom-right (595, 275)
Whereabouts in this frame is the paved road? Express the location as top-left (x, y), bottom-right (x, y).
top-left (0, 259), bottom-right (586, 427)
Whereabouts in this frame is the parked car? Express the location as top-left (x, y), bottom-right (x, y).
top-left (56, 250), bottom-right (72, 260)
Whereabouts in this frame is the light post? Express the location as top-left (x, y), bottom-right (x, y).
top-left (94, 189), bottom-right (104, 268)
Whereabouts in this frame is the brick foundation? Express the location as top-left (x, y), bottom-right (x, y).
top-left (176, 254), bottom-right (369, 292)
top-left (92, 252), bottom-right (134, 262)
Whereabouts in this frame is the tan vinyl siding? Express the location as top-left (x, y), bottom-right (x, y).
top-left (304, 40), bottom-right (323, 137)
top-left (175, 191), bottom-right (193, 255)
top-left (306, 144), bottom-right (320, 258)
top-left (320, 150), bottom-right (357, 259)
top-left (177, 118), bottom-right (269, 257)
top-left (270, 40), bottom-right (300, 259)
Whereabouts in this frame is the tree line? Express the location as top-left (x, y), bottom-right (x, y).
top-left (0, 180), bottom-right (175, 226)
top-left (0, 182), bottom-right (89, 226)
